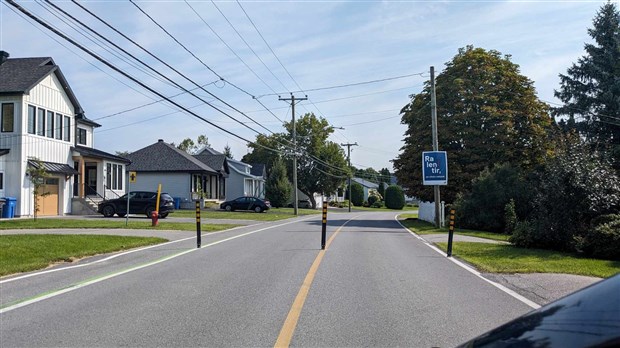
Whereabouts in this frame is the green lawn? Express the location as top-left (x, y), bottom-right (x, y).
top-left (399, 218), bottom-right (509, 242)
top-left (0, 218), bottom-right (238, 232)
top-left (0, 234), bottom-right (167, 277)
top-left (436, 242), bottom-right (620, 278)
top-left (170, 207), bottom-right (321, 221)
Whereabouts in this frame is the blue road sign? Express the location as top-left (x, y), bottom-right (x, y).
top-left (422, 151), bottom-right (448, 185)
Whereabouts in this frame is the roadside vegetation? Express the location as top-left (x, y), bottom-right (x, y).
top-left (401, 218), bottom-right (620, 277)
top-left (0, 234), bottom-right (166, 276)
top-left (0, 218), bottom-right (238, 232)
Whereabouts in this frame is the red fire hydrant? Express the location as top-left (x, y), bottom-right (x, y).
top-left (151, 211), bottom-right (159, 227)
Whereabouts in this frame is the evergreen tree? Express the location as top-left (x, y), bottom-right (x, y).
top-left (554, 2), bottom-right (620, 151)
top-left (223, 144), bottom-right (234, 159)
top-left (265, 157), bottom-right (292, 208)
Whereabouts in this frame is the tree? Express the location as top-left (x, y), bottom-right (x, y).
top-left (379, 168), bottom-right (392, 183)
top-left (393, 46), bottom-right (557, 202)
top-left (265, 157), bottom-right (292, 208)
top-left (384, 185), bottom-right (405, 210)
top-left (377, 182), bottom-right (386, 198)
top-left (554, 2), bottom-right (620, 155)
top-left (223, 144), bottom-right (234, 159)
top-left (243, 113), bottom-right (348, 208)
top-left (350, 183), bottom-right (364, 206)
top-left (26, 157), bottom-right (50, 220)
top-left (115, 151), bottom-right (131, 158)
top-left (176, 135), bottom-right (211, 154)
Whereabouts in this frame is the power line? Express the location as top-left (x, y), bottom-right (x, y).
top-left (257, 72), bottom-right (426, 98)
top-left (4, 0), bottom-right (286, 157)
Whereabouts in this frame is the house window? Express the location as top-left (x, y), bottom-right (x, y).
top-left (37, 108), bottom-right (45, 136)
top-left (63, 116), bottom-right (70, 142)
top-left (28, 105), bottom-right (36, 134)
top-left (106, 163), bottom-right (112, 189)
top-left (1, 103), bottom-right (14, 132)
top-left (55, 113), bottom-right (63, 140)
top-left (0, 172), bottom-right (3, 190)
top-left (77, 128), bottom-right (87, 145)
top-left (46, 111), bottom-right (54, 138)
top-left (116, 164), bottom-right (123, 190)
top-left (107, 164), bottom-right (123, 190)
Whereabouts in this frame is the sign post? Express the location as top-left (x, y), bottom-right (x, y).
top-left (126, 171), bottom-right (136, 226)
top-left (447, 209), bottom-right (455, 257)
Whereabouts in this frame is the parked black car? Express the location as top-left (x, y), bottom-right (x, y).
top-left (220, 196), bottom-right (271, 213)
top-left (98, 191), bottom-right (175, 218)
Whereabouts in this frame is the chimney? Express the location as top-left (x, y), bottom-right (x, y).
top-left (0, 51), bottom-right (9, 65)
top-left (158, 139), bottom-right (164, 142)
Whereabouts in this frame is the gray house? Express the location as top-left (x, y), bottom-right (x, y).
top-left (126, 140), bottom-right (227, 202)
top-left (352, 177), bottom-right (379, 202)
top-left (197, 147), bottom-right (265, 199)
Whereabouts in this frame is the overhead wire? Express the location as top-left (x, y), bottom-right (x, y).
top-left (4, 0), bottom-right (286, 156)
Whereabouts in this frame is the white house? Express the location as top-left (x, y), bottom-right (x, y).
top-left (0, 51), bottom-right (129, 217)
top-left (197, 147), bottom-right (265, 199)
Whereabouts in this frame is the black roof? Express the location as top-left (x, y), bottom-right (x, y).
top-left (0, 54), bottom-right (101, 127)
top-left (28, 160), bottom-right (78, 176)
top-left (249, 163), bottom-right (266, 177)
top-left (126, 140), bottom-right (217, 173)
top-left (72, 146), bottom-right (131, 164)
top-left (193, 154), bottom-right (229, 176)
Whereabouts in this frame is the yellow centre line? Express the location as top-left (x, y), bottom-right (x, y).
top-left (274, 216), bottom-right (358, 348)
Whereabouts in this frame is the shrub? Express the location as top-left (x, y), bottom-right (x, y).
top-left (454, 164), bottom-right (533, 233)
top-left (338, 200), bottom-right (350, 208)
top-left (580, 215), bottom-right (620, 260)
top-left (265, 158), bottom-right (292, 208)
top-left (372, 201), bottom-right (384, 208)
top-left (509, 220), bottom-right (538, 247)
top-left (368, 195), bottom-right (379, 206)
top-left (524, 143), bottom-right (620, 252)
top-left (504, 199), bottom-right (517, 235)
top-left (350, 183), bottom-right (364, 207)
top-left (384, 185), bottom-right (405, 209)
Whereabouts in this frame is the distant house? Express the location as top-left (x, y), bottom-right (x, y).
top-left (197, 147), bottom-right (265, 199)
top-left (352, 177), bottom-right (379, 202)
top-left (0, 51), bottom-right (129, 217)
top-left (126, 140), bottom-right (228, 202)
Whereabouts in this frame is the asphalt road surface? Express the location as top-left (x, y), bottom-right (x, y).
top-left (0, 211), bottom-right (533, 347)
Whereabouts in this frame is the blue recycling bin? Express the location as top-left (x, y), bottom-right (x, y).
top-left (173, 197), bottom-right (181, 210)
top-left (2, 197), bottom-right (16, 218)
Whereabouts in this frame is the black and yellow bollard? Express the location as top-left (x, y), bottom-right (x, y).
top-left (321, 201), bottom-right (328, 250)
top-left (447, 209), bottom-right (455, 257)
top-left (196, 201), bottom-right (201, 248)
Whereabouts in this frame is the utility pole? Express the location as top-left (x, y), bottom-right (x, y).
top-left (279, 94), bottom-right (307, 216)
top-left (340, 142), bottom-right (358, 212)
top-left (430, 66), bottom-right (441, 227)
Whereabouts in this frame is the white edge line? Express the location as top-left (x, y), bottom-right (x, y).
top-left (1, 216), bottom-right (315, 284)
top-left (394, 216), bottom-right (541, 310)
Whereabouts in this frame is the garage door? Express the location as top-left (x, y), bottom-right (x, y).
top-left (37, 178), bottom-right (59, 216)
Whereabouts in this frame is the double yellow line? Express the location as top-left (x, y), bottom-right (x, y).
top-left (274, 217), bottom-right (357, 347)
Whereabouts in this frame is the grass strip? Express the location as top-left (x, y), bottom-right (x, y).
top-left (352, 205), bottom-right (418, 212)
top-left (435, 242), bottom-right (620, 278)
top-left (400, 218), bottom-right (509, 242)
top-left (170, 207), bottom-right (321, 220)
top-left (0, 234), bottom-right (167, 277)
top-left (0, 219), bottom-right (238, 232)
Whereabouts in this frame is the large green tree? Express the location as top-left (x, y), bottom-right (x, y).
top-left (394, 46), bottom-right (557, 202)
top-left (554, 2), bottom-right (620, 152)
top-left (243, 113), bottom-right (348, 208)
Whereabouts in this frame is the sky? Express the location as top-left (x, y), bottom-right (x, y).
top-left (0, 0), bottom-right (612, 173)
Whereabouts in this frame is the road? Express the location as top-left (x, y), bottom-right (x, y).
top-left (0, 211), bottom-right (533, 347)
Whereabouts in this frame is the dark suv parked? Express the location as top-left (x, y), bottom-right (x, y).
top-left (97, 191), bottom-right (175, 218)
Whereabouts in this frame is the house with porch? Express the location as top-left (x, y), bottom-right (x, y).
top-left (0, 51), bottom-right (129, 217)
top-left (125, 140), bottom-right (228, 203)
top-left (197, 147), bottom-right (265, 199)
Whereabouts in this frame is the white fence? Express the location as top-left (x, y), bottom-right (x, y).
top-left (418, 201), bottom-right (445, 226)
